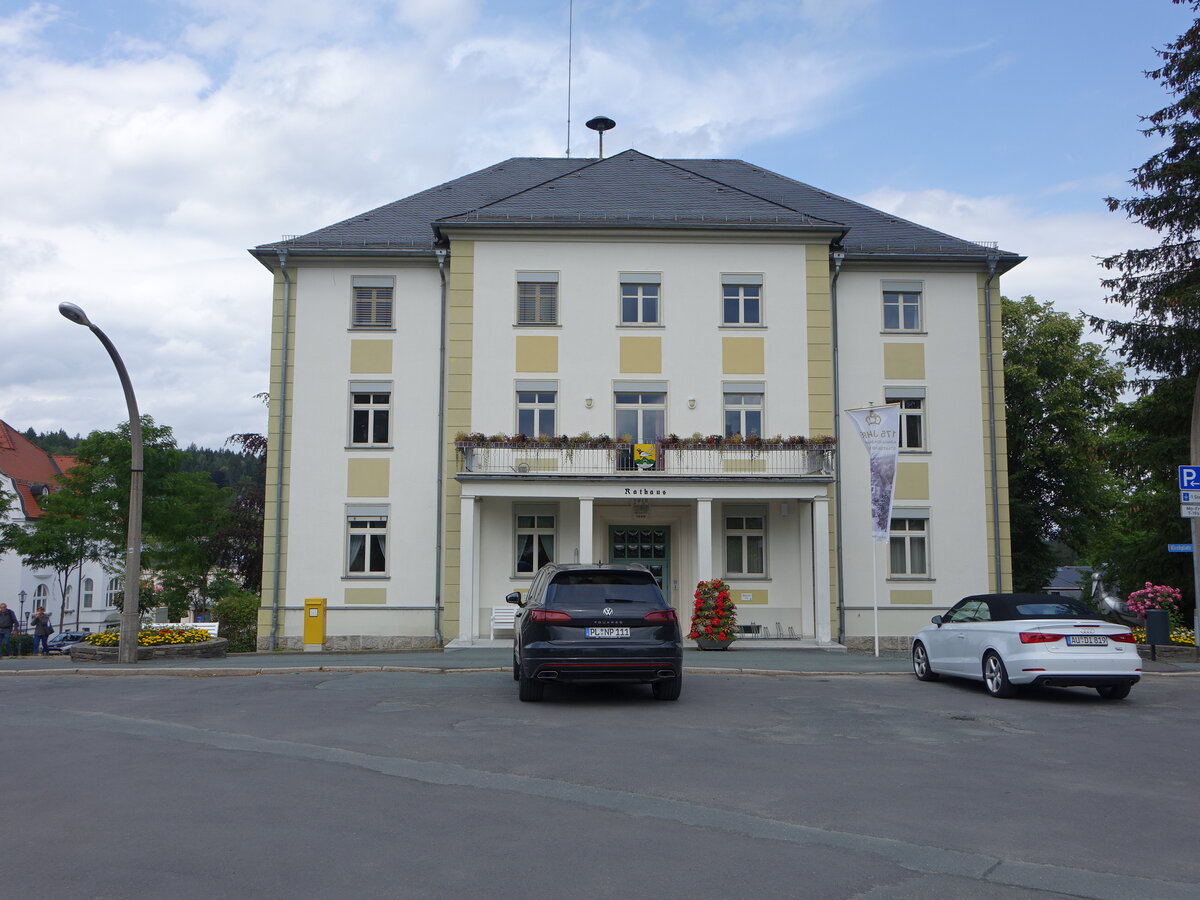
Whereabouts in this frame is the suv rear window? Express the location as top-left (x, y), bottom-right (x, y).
top-left (545, 570), bottom-right (664, 607)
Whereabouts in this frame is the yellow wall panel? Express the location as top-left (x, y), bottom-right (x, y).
top-left (722, 337), bottom-right (764, 374)
top-left (516, 335), bottom-right (559, 372)
top-left (619, 336), bottom-right (662, 373)
top-left (883, 343), bottom-right (925, 379)
top-left (350, 339), bottom-right (393, 374)
top-left (894, 461), bottom-right (929, 500)
top-left (347, 458), bottom-right (389, 497)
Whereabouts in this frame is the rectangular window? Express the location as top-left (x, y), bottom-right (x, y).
top-left (620, 273), bottom-right (661, 324)
top-left (725, 512), bottom-right (766, 577)
top-left (885, 388), bottom-right (926, 450)
top-left (889, 516), bottom-right (930, 577)
top-left (516, 382), bottom-right (557, 438)
top-left (515, 512), bottom-right (556, 574)
top-left (347, 508), bottom-right (388, 576)
top-left (614, 389), bottom-right (666, 443)
top-left (352, 276), bottom-right (394, 328)
top-left (882, 280), bottom-right (922, 332)
top-left (722, 274), bottom-right (763, 325)
top-left (723, 385), bottom-right (764, 438)
top-left (517, 272), bottom-right (558, 325)
top-left (350, 383), bottom-right (391, 446)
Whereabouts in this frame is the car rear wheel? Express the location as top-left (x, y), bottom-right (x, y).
top-left (911, 642), bottom-right (939, 681)
top-left (651, 676), bottom-right (682, 701)
top-left (517, 670), bottom-right (544, 702)
top-left (1097, 683), bottom-right (1131, 700)
top-left (982, 651), bottom-right (1017, 698)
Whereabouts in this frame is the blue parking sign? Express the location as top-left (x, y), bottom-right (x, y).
top-left (1180, 466), bottom-right (1200, 490)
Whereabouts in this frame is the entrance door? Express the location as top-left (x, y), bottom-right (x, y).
top-left (609, 526), bottom-right (670, 600)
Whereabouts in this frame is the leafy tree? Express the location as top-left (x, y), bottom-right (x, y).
top-left (12, 418), bottom-right (232, 619)
top-left (1095, 1), bottom-right (1200, 379)
top-left (1003, 296), bottom-right (1124, 592)
top-left (1089, 376), bottom-right (1194, 598)
top-left (1091, 1), bottom-right (1200, 617)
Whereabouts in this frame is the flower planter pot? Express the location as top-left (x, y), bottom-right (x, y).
top-left (695, 638), bottom-right (734, 650)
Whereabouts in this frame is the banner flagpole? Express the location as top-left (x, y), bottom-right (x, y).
top-left (844, 403), bottom-right (902, 660)
top-left (872, 541), bottom-right (880, 657)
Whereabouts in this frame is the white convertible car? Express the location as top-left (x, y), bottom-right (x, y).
top-left (911, 593), bottom-right (1141, 699)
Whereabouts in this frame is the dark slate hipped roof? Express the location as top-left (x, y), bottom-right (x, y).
top-left (253, 149), bottom-right (1020, 268)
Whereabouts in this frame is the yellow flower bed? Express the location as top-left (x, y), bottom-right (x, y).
top-left (1130, 626), bottom-right (1196, 646)
top-left (86, 628), bottom-right (214, 647)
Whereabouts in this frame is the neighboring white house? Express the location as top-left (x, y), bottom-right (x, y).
top-left (250, 149), bottom-right (1021, 651)
top-left (0, 421), bottom-right (121, 634)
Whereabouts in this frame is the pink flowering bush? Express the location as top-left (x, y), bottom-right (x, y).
top-left (1126, 583), bottom-right (1185, 628)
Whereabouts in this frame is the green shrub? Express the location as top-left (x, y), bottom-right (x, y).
top-left (214, 589), bottom-right (260, 653)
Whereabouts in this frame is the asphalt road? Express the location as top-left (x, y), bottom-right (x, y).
top-left (3, 669), bottom-right (1196, 900)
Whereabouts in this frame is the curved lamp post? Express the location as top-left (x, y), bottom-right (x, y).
top-left (58, 302), bottom-right (143, 664)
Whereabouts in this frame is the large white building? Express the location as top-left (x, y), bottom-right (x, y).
top-left (250, 150), bottom-right (1021, 651)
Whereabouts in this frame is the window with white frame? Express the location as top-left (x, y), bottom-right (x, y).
top-left (106, 577), bottom-right (122, 607)
top-left (347, 507), bottom-right (388, 576)
top-left (889, 513), bottom-right (930, 577)
top-left (614, 385), bottom-right (666, 443)
top-left (725, 509), bottom-right (766, 577)
top-left (885, 388), bottom-right (926, 450)
top-left (516, 382), bottom-right (557, 438)
top-left (83, 577), bottom-right (94, 609)
top-left (64, 584), bottom-right (73, 611)
top-left (515, 509), bottom-right (556, 575)
top-left (352, 276), bottom-right (394, 328)
top-left (517, 272), bottom-right (558, 325)
top-left (350, 382), bottom-right (391, 446)
top-left (34, 584), bottom-right (48, 605)
top-left (723, 384), bottom-right (764, 438)
top-left (620, 273), bottom-right (661, 324)
top-left (882, 280), bottom-right (922, 332)
top-left (722, 274), bottom-right (763, 325)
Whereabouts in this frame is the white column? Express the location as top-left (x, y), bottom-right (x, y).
top-left (578, 497), bottom-right (594, 564)
top-left (812, 496), bottom-right (832, 644)
top-left (696, 498), bottom-right (713, 583)
top-left (457, 495), bottom-right (480, 643)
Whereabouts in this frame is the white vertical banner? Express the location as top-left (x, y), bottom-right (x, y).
top-left (845, 403), bottom-right (902, 658)
top-left (845, 404), bottom-right (902, 542)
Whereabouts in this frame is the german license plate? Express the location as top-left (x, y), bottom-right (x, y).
top-left (1067, 635), bottom-right (1108, 646)
top-left (585, 627), bottom-right (630, 638)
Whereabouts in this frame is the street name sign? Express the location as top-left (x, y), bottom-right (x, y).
top-left (1168, 543), bottom-right (1195, 552)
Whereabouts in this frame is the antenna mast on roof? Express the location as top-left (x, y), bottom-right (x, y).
top-left (565, 0), bottom-right (573, 157)
top-left (586, 116), bottom-right (615, 158)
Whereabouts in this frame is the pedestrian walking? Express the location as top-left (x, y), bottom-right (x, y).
top-left (30, 607), bottom-right (52, 656)
top-left (0, 603), bottom-right (16, 657)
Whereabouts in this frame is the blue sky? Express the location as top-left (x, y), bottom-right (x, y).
top-left (0, 0), bottom-right (1194, 446)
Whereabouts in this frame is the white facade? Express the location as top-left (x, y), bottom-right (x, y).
top-left (253, 152), bottom-right (1017, 651)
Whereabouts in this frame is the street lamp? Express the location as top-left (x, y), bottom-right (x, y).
top-left (58, 302), bottom-right (143, 664)
top-left (17, 590), bottom-right (26, 633)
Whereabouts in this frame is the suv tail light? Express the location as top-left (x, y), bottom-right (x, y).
top-left (643, 609), bottom-right (677, 623)
top-left (1019, 632), bottom-right (1063, 643)
top-left (1110, 632), bottom-right (1136, 644)
top-left (530, 609), bottom-right (572, 623)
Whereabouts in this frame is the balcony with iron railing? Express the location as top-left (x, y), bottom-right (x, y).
top-left (455, 435), bottom-right (836, 479)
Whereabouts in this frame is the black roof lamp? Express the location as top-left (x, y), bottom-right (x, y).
top-left (585, 116), bottom-right (615, 158)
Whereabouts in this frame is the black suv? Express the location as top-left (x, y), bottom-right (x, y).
top-left (507, 563), bottom-right (683, 702)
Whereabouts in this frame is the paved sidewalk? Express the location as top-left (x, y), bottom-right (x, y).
top-left (0, 645), bottom-right (1196, 677)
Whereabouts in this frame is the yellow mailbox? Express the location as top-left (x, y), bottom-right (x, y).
top-left (303, 597), bottom-right (327, 650)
